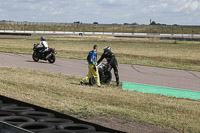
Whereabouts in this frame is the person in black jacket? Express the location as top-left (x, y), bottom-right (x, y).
top-left (97, 46), bottom-right (119, 86)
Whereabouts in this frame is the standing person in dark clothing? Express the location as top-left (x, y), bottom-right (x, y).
top-left (97, 46), bottom-right (119, 86)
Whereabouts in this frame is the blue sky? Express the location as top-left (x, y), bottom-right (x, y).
top-left (0, 0), bottom-right (200, 25)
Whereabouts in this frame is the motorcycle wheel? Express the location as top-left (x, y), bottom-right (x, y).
top-left (89, 76), bottom-right (96, 86)
top-left (48, 54), bottom-right (56, 64)
top-left (89, 71), bottom-right (112, 86)
top-left (32, 52), bottom-right (39, 62)
top-left (104, 71), bottom-right (112, 85)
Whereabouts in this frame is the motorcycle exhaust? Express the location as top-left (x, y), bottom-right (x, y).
top-left (46, 54), bottom-right (52, 59)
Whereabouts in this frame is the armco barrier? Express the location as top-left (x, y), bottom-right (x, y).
top-left (0, 32), bottom-right (31, 36)
top-left (0, 95), bottom-right (126, 133)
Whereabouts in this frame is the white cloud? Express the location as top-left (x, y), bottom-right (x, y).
top-left (108, 0), bottom-right (116, 4)
top-left (161, 3), bottom-right (168, 8)
top-left (190, 1), bottom-right (199, 11)
top-left (172, 0), bottom-right (199, 13)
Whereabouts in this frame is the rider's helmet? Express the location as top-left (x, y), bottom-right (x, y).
top-left (103, 46), bottom-right (111, 54)
top-left (40, 36), bottom-right (46, 41)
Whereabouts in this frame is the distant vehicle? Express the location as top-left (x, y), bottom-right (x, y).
top-left (89, 63), bottom-right (112, 85)
top-left (32, 44), bottom-right (56, 64)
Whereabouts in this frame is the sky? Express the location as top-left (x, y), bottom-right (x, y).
top-left (0, 0), bottom-right (200, 25)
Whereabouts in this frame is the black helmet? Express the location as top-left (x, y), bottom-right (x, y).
top-left (41, 36), bottom-right (46, 41)
top-left (103, 46), bottom-right (111, 54)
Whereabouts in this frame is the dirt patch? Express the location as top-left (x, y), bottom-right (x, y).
top-left (82, 117), bottom-right (179, 133)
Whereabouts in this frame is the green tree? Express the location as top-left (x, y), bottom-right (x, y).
top-left (74, 21), bottom-right (80, 24)
top-left (93, 22), bottom-right (98, 24)
top-left (150, 21), bottom-right (156, 25)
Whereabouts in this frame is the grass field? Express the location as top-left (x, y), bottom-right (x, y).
top-left (0, 67), bottom-right (199, 133)
top-left (0, 34), bottom-right (200, 71)
top-left (0, 35), bottom-right (200, 132)
top-left (1, 23), bottom-right (200, 34)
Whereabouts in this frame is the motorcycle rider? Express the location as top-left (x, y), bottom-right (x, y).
top-left (80, 45), bottom-right (103, 88)
top-left (39, 36), bottom-right (49, 57)
top-left (97, 46), bottom-right (119, 86)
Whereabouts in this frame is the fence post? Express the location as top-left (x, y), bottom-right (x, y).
top-left (64, 24), bottom-right (65, 33)
top-left (182, 27), bottom-right (183, 38)
top-left (43, 24), bottom-right (45, 33)
top-left (13, 24), bottom-right (15, 32)
top-left (132, 26), bottom-right (134, 35)
top-left (77, 24), bottom-right (79, 32)
top-left (112, 25), bottom-right (114, 35)
top-left (149, 25), bottom-right (151, 34)
top-left (33, 24), bottom-right (36, 33)
top-left (192, 26), bottom-right (194, 38)
top-left (93, 25), bottom-right (94, 34)
top-left (171, 26), bottom-right (173, 36)
top-left (83, 25), bottom-right (85, 33)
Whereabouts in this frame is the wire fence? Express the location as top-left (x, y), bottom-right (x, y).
top-left (1, 21), bottom-right (200, 34)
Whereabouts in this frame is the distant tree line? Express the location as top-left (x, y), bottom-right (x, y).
top-left (0, 20), bottom-right (180, 26)
top-left (150, 20), bottom-right (179, 26)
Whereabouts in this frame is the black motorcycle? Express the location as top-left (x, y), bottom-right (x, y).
top-left (89, 63), bottom-right (112, 85)
top-left (32, 44), bottom-right (56, 64)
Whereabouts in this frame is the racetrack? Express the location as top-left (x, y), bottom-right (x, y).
top-left (1, 52), bottom-right (200, 92)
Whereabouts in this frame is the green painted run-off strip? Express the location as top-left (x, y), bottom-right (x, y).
top-left (122, 82), bottom-right (200, 100)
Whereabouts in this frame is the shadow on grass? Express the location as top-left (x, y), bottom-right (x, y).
top-left (71, 82), bottom-right (91, 86)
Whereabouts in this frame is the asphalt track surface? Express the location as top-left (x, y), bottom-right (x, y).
top-left (0, 52), bottom-right (200, 92)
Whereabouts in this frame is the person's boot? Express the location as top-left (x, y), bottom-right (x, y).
top-left (117, 82), bottom-right (119, 87)
top-left (80, 81), bottom-right (85, 86)
top-left (98, 85), bottom-right (104, 88)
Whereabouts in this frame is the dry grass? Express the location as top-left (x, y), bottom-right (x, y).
top-left (0, 67), bottom-right (199, 133)
top-left (1, 24), bottom-right (200, 34)
top-left (0, 34), bottom-right (200, 71)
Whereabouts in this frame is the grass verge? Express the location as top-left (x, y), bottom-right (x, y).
top-left (0, 67), bottom-right (199, 133)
